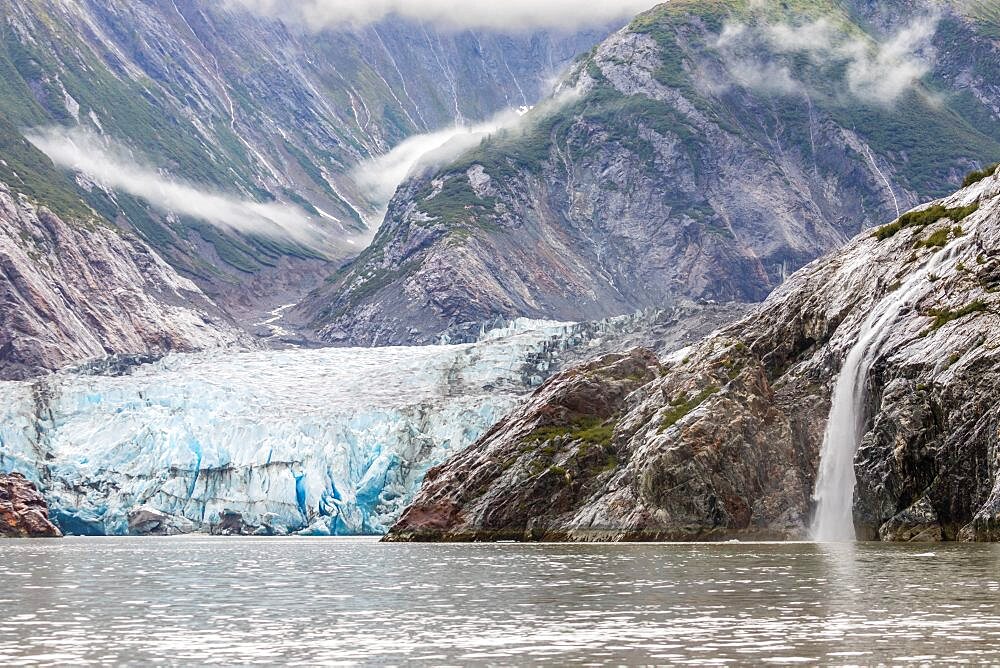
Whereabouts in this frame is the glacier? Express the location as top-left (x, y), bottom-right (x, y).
top-left (0, 316), bottom-right (664, 536)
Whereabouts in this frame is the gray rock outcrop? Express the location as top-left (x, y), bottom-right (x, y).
top-left (0, 182), bottom-right (246, 379)
top-left (309, 1), bottom-right (1000, 345)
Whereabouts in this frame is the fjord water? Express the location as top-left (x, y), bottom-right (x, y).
top-left (2, 538), bottom-right (999, 665)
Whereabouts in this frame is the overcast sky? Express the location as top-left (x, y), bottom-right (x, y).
top-left (230, 0), bottom-right (662, 32)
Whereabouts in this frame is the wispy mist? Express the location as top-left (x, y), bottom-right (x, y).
top-left (352, 110), bottom-right (518, 210)
top-left (27, 127), bottom-right (340, 253)
top-left (717, 13), bottom-right (939, 106)
top-left (353, 89), bottom-right (581, 212)
top-left (230, 0), bottom-right (660, 32)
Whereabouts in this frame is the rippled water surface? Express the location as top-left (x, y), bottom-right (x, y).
top-left (1, 538), bottom-right (999, 665)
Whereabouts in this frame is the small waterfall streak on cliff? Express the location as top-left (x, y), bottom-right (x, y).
top-left (811, 245), bottom-right (957, 541)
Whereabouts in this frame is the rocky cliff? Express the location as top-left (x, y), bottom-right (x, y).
top-left (0, 180), bottom-right (246, 379)
top-left (311, 0), bottom-right (1000, 345)
top-left (0, 0), bottom-right (612, 369)
top-left (385, 167), bottom-right (1000, 543)
top-left (0, 472), bottom-right (61, 537)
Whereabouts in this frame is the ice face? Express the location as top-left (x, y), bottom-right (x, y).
top-left (0, 318), bottom-right (627, 536)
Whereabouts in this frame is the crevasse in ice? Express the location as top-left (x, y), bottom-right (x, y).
top-left (0, 318), bottom-right (634, 536)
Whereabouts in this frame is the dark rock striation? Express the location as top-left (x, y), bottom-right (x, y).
top-left (0, 473), bottom-right (62, 538)
top-left (386, 170), bottom-right (1000, 543)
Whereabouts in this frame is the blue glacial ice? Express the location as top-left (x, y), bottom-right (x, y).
top-left (0, 317), bottom-right (648, 536)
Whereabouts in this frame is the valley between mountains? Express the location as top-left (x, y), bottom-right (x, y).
top-left (0, 0), bottom-right (999, 542)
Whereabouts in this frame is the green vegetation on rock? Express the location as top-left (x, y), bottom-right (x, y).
top-left (927, 300), bottom-right (989, 331)
top-left (963, 163), bottom-right (999, 188)
top-left (528, 416), bottom-right (617, 447)
top-left (0, 116), bottom-right (93, 221)
top-left (916, 225), bottom-right (964, 249)
top-left (873, 203), bottom-right (979, 241)
top-left (418, 176), bottom-right (496, 222)
top-left (659, 384), bottom-right (720, 433)
top-left (965, 0), bottom-right (1000, 38)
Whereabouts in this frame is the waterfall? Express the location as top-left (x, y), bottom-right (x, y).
top-left (811, 245), bottom-right (958, 541)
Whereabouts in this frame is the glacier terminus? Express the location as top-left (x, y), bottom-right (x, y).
top-left (0, 316), bottom-right (675, 536)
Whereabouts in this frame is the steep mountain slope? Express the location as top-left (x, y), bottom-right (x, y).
top-left (0, 176), bottom-right (246, 380)
top-left (310, 0), bottom-right (1000, 345)
top-left (386, 167), bottom-right (1000, 542)
top-left (0, 0), bottom-right (607, 311)
top-left (0, 115), bottom-right (246, 378)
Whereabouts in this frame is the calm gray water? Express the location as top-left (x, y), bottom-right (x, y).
top-left (1, 538), bottom-right (999, 666)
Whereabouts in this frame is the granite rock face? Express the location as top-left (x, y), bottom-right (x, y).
top-left (0, 473), bottom-right (61, 538)
top-left (387, 170), bottom-right (1000, 542)
top-left (0, 182), bottom-right (246, 379)
top-left (310, 0), bottom-right (1000, 346)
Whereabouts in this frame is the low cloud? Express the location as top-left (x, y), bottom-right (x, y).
top-left (352, 109), bottom-right (518, 210)
top-left (353, 89), bottom-right (581, 212)
top-left (230, 0), bottom-right (660, 32)
top-left (717, 13), bottom-right (939, 106)
top-left (838, 16), bottom-right (938, 105)
top-left (27, 127), bottom-right (340, 253)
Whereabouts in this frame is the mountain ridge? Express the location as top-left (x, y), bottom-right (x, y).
top-left (1, 0), bottom-right (610, 315)
top-left (308, 0), bottom-right (1000, 346)
top-left (0, 0), bottom-right (616, 373)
